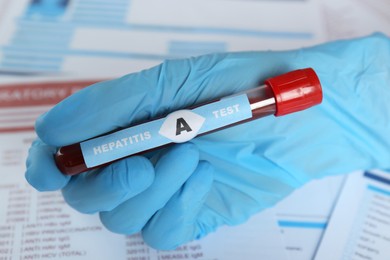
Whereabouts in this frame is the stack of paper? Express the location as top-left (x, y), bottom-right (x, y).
top-left (1, 0), bottom-right (389, 259)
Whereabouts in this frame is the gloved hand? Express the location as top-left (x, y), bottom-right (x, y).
top-left (26, 34), bottom-right (390, 250)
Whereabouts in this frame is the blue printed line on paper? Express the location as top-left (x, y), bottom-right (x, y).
top-left (9, 41), bottom-right (70, 49)
top-left (73, 2), bottom-right (129, 10)
top-left (16, 17), bottom-right (313, 39)
top-left (71, 17), bottom-right (125, 24)
top-left (2, 46), bottom-right (172, 60)
top-left (16, 20), bottom-right (74, 30)
top-left (2, 54), bottom-right (63, 62)
top-left (123, 24), bottom-right (313, 39)
top-left (12, 34), bottom-right (72, 42)
top-left (71, 14), bottom-right (127, 22)
top-left (72, 8), bottom-right (127, 15)
top-left (278, 221), bottom-right (327, 229)
top-left (367, 185), bottom-right (390, 197)
top-left (73, 4), bottom-right (129, 11)
top-left (364, 171), bottom-right (390, 186)
top-left (75, 0), bottom-right (129, 5)
top-left (0, 60), bottom-right (63, 70)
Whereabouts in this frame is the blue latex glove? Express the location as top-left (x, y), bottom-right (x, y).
top-left (26, 34), bottom-right (390, 250)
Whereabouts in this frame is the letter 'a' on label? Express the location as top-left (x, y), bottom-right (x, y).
top-left (159, 110), bottom-right (205, 143)
top-left (80, 94), bottom-right (252, 168)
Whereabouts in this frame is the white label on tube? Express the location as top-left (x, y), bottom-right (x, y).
top-left (80, 94), bottom-right (252, 168)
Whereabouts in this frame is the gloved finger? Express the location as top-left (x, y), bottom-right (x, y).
top-left (99, 142), bottom-right (199, 235)
top-left (35, 50), bottom-right (298, 147)
top-left (61, 156), bottom-right (154, 214)
top-left (25, 139), bottom-right (70, 191)
top-left (142, 161), bottom-right (214, 250)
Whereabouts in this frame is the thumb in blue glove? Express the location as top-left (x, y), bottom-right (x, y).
top-left (26, 33), bottom-right (390, 250)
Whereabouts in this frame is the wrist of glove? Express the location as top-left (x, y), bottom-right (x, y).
top-left (25, 33), bottom-right (390, 250)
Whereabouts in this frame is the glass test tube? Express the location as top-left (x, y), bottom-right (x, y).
top-left (55, 68), bottom-right (322, 176)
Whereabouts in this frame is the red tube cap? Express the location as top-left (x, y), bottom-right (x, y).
top-left (265, 68), bottom-right (323, 116)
